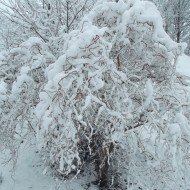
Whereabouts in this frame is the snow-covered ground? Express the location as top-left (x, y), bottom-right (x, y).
top-left (0, 54), bottom-right (190, 190)
top-left (0, 144), bottom-right (92, 190)
top-left (0, 142), bottom-right (98, 190)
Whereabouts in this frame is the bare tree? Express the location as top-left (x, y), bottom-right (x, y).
top-left (0, 0), bottom-right (95, 53)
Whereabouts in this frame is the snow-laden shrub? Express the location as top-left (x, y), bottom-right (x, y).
top-left (0, 37), bottom-right (55, 156)
top-left (36, 0), bottom-right (190, 189)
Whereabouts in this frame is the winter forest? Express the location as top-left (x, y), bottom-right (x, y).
top-left (0, 0), bottom-right (190, 189)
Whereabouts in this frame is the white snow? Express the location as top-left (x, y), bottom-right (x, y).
top-left (177, 54), bottom-right (190, 77)
top-left (144, 79), bottom-right (154, 107)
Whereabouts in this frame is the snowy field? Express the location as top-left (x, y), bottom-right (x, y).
top-left (0, 145), bottom-right (84, 190)
top-left (0, 54), bottom-right (190, 190)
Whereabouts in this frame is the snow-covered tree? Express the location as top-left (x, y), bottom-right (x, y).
top-left (36, 0), bottom-right (190, 189)
top-left (0, 0), bottom-right (96, 57)
top-left (151, 0), bottom-right (190, 54)
top-left (0, 15), bottom-right (21, 51)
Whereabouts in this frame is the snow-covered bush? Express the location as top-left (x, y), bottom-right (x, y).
top-left (0, 0), bottom-right (189, 189)
top-left (0, 37), bottom-right (55, 157)
top-left (36, 0), bottom-right (190, 189)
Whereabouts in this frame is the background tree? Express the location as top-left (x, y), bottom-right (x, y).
top-left (150, 0), bottom-right (190, 54)
top-left (0, 15), bottom-right (24, 51)
top-left (0, 0), bottom-right (96, 57)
